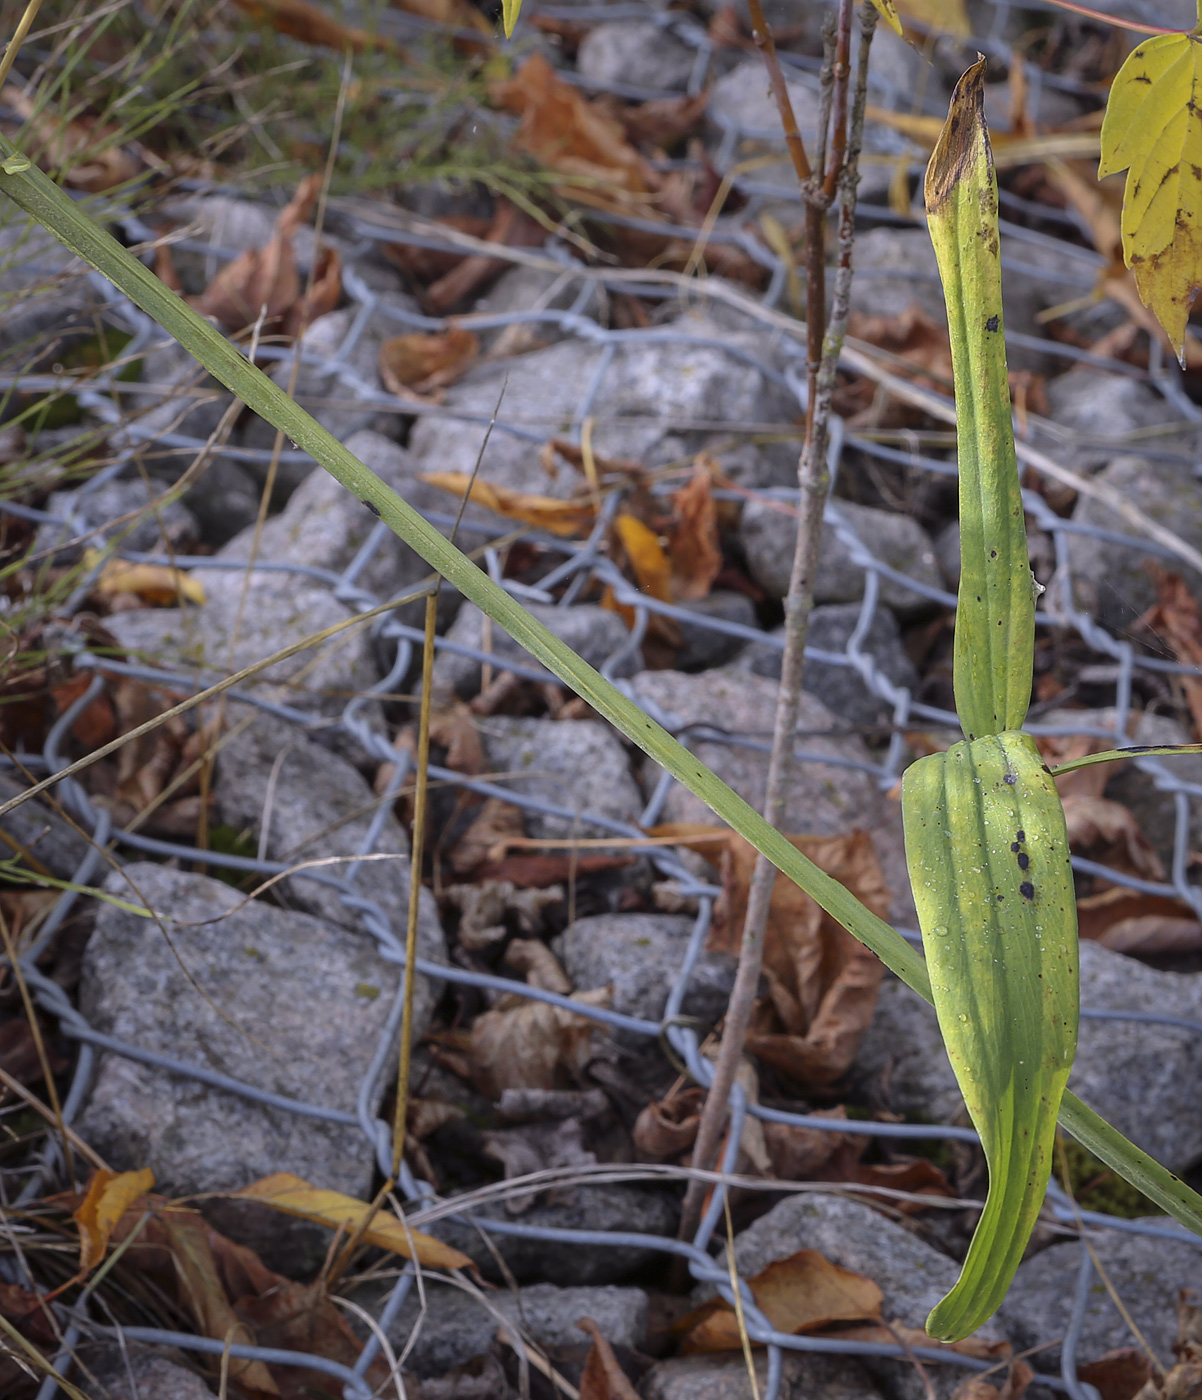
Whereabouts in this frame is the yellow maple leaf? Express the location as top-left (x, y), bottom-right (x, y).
top-left (867, 0), bottom-right (970, 37)
top-left (1100, 27), bottom-right (1202, 361)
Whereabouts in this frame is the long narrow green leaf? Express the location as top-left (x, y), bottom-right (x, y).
top-left (927, 58), bottom-right (1034, 743)
top-left (1, 135), bottom-right (1200, 1252)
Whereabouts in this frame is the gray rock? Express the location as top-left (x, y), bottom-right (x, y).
top-left (477, 716), bottom-right (643, 840)
top-left (35, 478), bottom-right (198, 565)
top-left (703, 1193), bottom-right (1007, 1400)
top-left (628, 666), bottom-right (915, 927)
top-left (240, 308), bottom-right (400, 495)
top-left (707, 63), bottom-right (906, 203)
top-left (1072, 0), bottom-right (1194, 29)
top-left (576, 21), bottom-right (698, 92)
top-left (77, 863), bottom-right (398, 1199)
top-left (1045, 370), bottom-right (1175, 471)
top-left (219, 428), bottom-right (448, 627)
top-left (740, 496), bottom-right (943, 616)
top-left (999, 1223), bottom-right (1202, 1372)
top-left (0, 772), bottom-right (91, 880)
top-left (643, 1351), bottom-right (884, 1400)
top-left (848, 229), bottom-right (942, 325)
top-left (406, 311), bottom-right (794, 501)
top-left (855, 943), bottom-right (1202, 1174)
top-left (1066, 455), bottom-right (1202, 636)
top-left (0, 212), bottom-right (100, 362)
top-left (104, 561), bottom-right (379, 720)
top-left (674, 591), bottom-right (757, 673)
top-left (934, 519), bottom-right (961, 587)
top-left (432, 1184), bottom-right (677, 1284)
top-left (738, 603), bottom-right (917, 733)
top-left (213, 712), bottom-right (445, 1028)
top-left (555, 912), bottom-right (736, 1046)
top-left (378, 1279), bottom-right (647, 1376)
top-left (469, 264), bottom-right (601, 352)
top-left (432, 601), bottom-right (639, 700)
top-left (73, 1344), bottom-right (215, 1400)
top-left (180, 455), bottom-right (263, 548)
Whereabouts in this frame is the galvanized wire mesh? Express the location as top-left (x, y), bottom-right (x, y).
top-left (3, 1), bottom-right (1202, 1396)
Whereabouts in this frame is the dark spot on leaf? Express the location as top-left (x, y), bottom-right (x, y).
top-left (1016, 830), bottom-right (1025, 841)
top-left (1003, 772), bottom-right (1017, 785)
top-left (1011, 841), bottom-right (1021, 852)
top-left (362, 499), bottom-right (381, 517)
top-left (1017, 852), bottom-right (1030, 871)
top-left (990, 549), bottom-right (998, 559)
top-left (985, 314), bottom-right (999, 332)
top-left (1020, 880), bottom-right (1034, 901)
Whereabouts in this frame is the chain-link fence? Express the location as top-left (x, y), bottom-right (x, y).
top-left (3, 1), bottom-right (1202, 1396)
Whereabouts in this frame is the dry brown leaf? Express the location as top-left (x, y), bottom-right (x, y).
top-left (420, 471), bottom-right (597, 537)
top-left (847, 305), bottom-right (953, 392)
top-left (762, 1108), bottom-right (850, 1180)
top-left (491, 53), bottom-right (663, 218)
top-left (286, 243), bottom-right (343, 340)
top-left (468, 939), bottom-right (610, 1099)
top-left (678, 1249), bottom-right (883, 1352)
top-left (1131, 1291), bottom-right (1202, 1400)
top-left (379, 325), bottom-right (479, 399)
top-left (1061, 793), bottom-right (1164, 881)
top-left (578, 1317), bottom-right (643, 1399)
top-left (192, 173), bottom-right (321, 334)
top-left (1078, 1349), bottom-right (1156, 1400)
top-left (1139, 572), bottom-right (1202, 741)
top-left (473, 851), bottom-right (635, 887)
top-left (448, 796), bottom-right (527, 877)
top-left (110, 1198), bottom-right (280, 1395)
top-left (633, 1084), bottom-right (706, 1162)
top-left (2, 85), bottom-right (140, 192)
top-left (73, 1168), bottom-right (155, 1276)
top-left (614, 513), bottom-right (673, 603)
top-left (843, 1317), bottom-right (1010, 1362)
top-left (1042, 731), bottom-right (1121, 800)
top-left (231, 0), bottom-right (409, 55)
top-left (592, 90), bottom-right (711, 152)
top-left (234, 1173), bottom-right (473, 1271)
top-left (390, 0), bottom-right (492, 41)
top-left (656, 826), bottom-right (888, 1086)
top-left (669, 466), bottom-right (723, 602)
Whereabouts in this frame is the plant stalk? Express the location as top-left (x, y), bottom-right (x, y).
top-left (678, 0), bottom-right (874, 1245)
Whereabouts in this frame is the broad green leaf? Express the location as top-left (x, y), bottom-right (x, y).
top-left (904, 733), bottom-right (1077, 1341)
top-left (0, 128), bottom-right (1199, 1291)
top-left (925, 58), bottom-right (1034, 743)
top-left (867, 0), bottom-right (970, 37)
top-left (1099, 29), bottom-right (1202, 360)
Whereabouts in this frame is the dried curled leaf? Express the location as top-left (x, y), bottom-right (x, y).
top-left (74, 1168), bottom-right (155, 1275)
top-left (1100, 30), bottom-right (1202, 360)
top-left (233, 1173), bottom-right (473, 1271)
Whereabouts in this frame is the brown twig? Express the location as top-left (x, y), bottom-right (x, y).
top-left (744, 0), bottom-right (811, 185)
top-left (678, 0), bottom-right (877, 1248)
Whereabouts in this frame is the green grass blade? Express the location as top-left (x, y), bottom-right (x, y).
top-left (926, 58), bottom-right (1034, 742)
top-left (2, 132), bottom-right (1201, 1261)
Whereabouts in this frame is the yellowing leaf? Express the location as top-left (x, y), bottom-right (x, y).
top-left (867, 0), bottom-right (970, 37)
top-left (74, 1167), bottom-right (154, 1275)
top-left (613, 513), bottom-right (671, 602)
top-left (419, 471), bottom-right (597, 537)
top-left (86, 551), bottom-right (205, 606)
top-left (1100, 30), bottom-right (1202, 359)
top-left (501, 0), bottom-right (522, 39)
top-left (234, 1172), bottom-right (473, 1271)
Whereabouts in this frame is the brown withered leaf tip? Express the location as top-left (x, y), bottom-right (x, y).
top-left (925, 56), bottom-right (990, 215)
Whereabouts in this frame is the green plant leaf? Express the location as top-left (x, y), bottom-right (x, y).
top-left (1099, 27), bottom-right (1202, 360)
top-left (1, 129), bottom-right (1199, 1274)
top-left (501, 0), bottom-right (521, 39)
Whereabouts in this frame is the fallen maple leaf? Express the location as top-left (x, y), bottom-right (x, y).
top-left (678, 1249), bottom-right (883, 1352)
top-left (379, 325), bottom-right (479, 399)
top-left (233, 1173), bottom-right (472, 1271)
top-left (420, 471), bottom-right (597, 537)
top-left (73, 1167), bottom-right (155, 1276)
